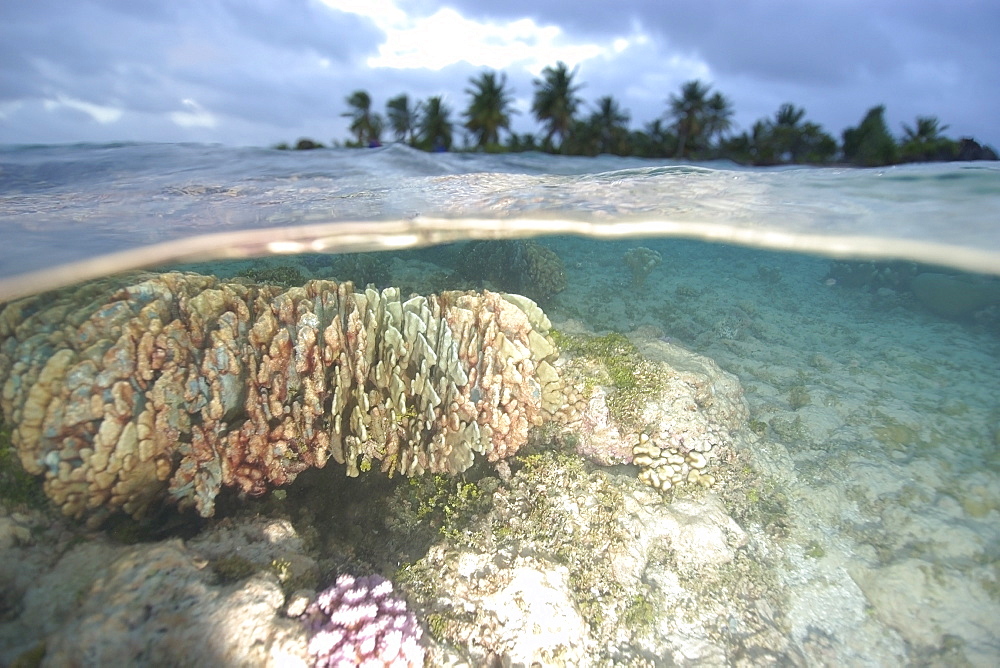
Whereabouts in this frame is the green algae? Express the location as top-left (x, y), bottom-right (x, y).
top-left (872, 420), bottom-right (919, 449)
top-left (549, 329), bottom-right (666, 431)
top-left (0, 420), bottom-right (46, 509)
top-left (9, 641), bottom-right (46, 668)
top-left (621, 593), bottom-right (658, 634)
top-left (403, 474), bottom-right (490, 542)
top-left (236, 264), bottom-right (306, 287)
top-left (787, 384), bottom-right (811, 410)
top-left (394, 451), bottom-right (652, 649)
top-left (212, 555), bottom-right (259, 583)
top-left (804, 541), bottom-right (826, 559)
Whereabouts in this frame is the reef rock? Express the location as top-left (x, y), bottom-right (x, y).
top-left (402, 452), bottom-right (790, 666)
top-left (0, 272), bottom-right (562, 520)
top-left (0, 516), bottom-right (313, 666)
top-left (910, 271), bottom-right (1000, 319)
top-left (455, 239), bottom-right (567, 304)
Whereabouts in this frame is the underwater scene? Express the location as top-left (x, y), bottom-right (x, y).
top-left (0, 143), bottom-right (999, 666)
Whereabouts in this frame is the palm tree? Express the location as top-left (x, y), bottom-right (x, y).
top-left (769, 103), bottom-right (806, 162)
top-left (531, 62), bottom-right (582, 151)
top-left (386, 94), bottom-right (420, 145)
top-left (902, 116), bottom-right (948, 144)
top-left (464, 70), bottom-right (515, 150)
top-left (900, 115), bottom-right (955, 162)
top-left (774, 103), bottom-right (806, 129)
top-left (632, 119), bottom-right (675, 158)
top-left (562, 118), bottom-right (601, 156)
top-left (668, 80), bottom-right (711, 158)
top-left (702, 91), bottom-right (734, 151)
top-left (343, 90), bottom-right (382, 146)
top-left (418, 96), bottom-right (453, 151)
top-left (797, 122), bottom-right (837, 163)
top-left (590, 95), bottom-right (630, 155)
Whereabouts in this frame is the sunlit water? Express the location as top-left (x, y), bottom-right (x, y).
top-left (1, 142), bottom-right (999, 663)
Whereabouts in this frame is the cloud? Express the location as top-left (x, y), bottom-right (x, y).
top-left (0, 0), bottom-right (386, 143)
top-left (1, 0), bottom-right (997, 146)
top-left (397, 0), bottom-right (999, 141)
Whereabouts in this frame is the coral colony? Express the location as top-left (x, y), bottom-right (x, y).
top-left (302, 574), bottom-right (425, 668)
top-left (0, 272), bottom-right (562, 521)
top-left (0, 270), bottom-right (730, 529)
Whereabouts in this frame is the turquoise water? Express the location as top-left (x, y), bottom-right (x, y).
top-left (1, 143), bottom-right (999, 664)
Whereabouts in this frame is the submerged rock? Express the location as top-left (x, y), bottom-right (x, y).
top-left (910, 271), bottom-right (1000, 319)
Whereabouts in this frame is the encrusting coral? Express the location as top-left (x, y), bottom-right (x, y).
top-left (0, 271), bottom-right (562, 521)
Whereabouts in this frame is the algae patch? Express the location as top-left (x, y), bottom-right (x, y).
top-left (550, 330), bottom-right (666, 431)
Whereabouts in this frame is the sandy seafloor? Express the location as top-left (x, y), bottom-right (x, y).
top-left (1, 234), bottom-right (999, 666)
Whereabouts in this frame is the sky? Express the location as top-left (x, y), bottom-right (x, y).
top-left (1, 0), bottom-right (997, 149)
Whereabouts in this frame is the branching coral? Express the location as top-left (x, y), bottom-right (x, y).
top-left (0, 272), bottom-right (562, 520)
top-left (302, 573), bottom-right (424, 667)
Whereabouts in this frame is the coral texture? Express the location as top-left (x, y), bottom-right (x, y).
top-left (623, 246), bottom-right (662, 287)
top-left (302, 573), bottom-right (424, 668)
top-left (456, 240), bottom-right (567, 303)
top-left (0, 272), bottom-right (562, 520)
top-left (41, 539), bottom-right (310, 666)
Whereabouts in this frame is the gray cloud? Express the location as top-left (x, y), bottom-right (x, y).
top-left (1, 0), bottom-right (997, 146)
top-left (1, 0), bottom-right (385, 143)
top-left (399, 0), bottom-right (999, 141)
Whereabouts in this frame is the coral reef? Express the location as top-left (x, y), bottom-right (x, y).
top-left (1, 517), bottom-right (312, 665)
top-left (455, 240), bottom-right (567, 304)
top-left (547, 329), bottom-right (744, 493)
top-left (823, 260), bottom-right (919, 291)
top-left (329, 253), bottom-right (393, 289)
top-left (301, 573), bottom-right (424, 667)
top-left (237, 264), bottom-right (308, 288)
top-left (396, 450), bottom-right (790, 666)
top-left (0, 272), bottom-right (562, 521)
top-left (910, 272), bottom-right (1000, 319)
top-left (633, 432), bottom-right (716, 492)
top-left (623, 246), bottom-right (662, 287)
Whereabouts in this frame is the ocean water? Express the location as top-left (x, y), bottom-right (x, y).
top-left (1, 142), bottom-right (999, 665)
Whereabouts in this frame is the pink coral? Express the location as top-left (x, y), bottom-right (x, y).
top-left (302, 574), bottom-right (425, 668)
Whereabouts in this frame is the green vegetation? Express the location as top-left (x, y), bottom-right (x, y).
top-left (464, 70), bottom-right (515, 151)
top-left (236, 264), bottom-right (305, 287)
top-left (532, 61), bottom-right (583, 151)
top-left (404, 475), bottom-right (489, 541)
top-left (417, 95), bottom-right (454, 152)
top-left (805, 541), bottom-right (826, 559)
top-left (787, 384), bottom-right (811, 410)
top-left (275, 65), bottom-right (995, 165)
top-left (212, 555), bottom-right (259, 583)
top-left (899, 116), bottom-right (958, 162)
top-left (842, 105), bottom-right (898, 167)
top-left (342, 89), bottom-right (382, 147)
top-left (550, 330), bottom-right (663, 431)
top-left (386, 93), bottom-right (420, 145)
top-left (0, 419), bottom-right (46, 508)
